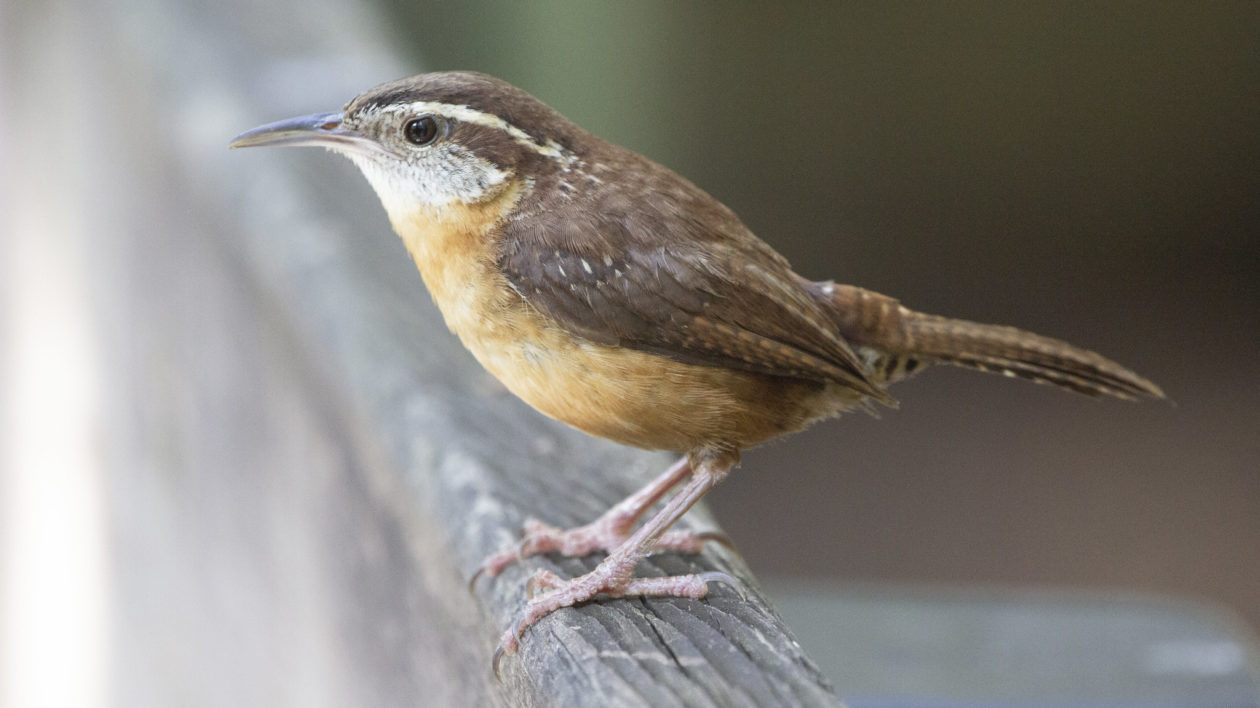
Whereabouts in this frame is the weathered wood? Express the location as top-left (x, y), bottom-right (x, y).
top-left (5, 0), bottom-right (844, 704)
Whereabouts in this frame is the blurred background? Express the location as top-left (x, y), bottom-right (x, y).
top-left (375, 0), bottom-right (1258, 629)
top-left (2, 0), bottom-right (1257, 705)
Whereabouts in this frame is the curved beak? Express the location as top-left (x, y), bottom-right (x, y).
top-left (230, 112), bottom-right (381, 155)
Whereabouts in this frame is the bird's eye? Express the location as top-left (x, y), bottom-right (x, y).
top-left (403, 115), bottom-right (441, 146)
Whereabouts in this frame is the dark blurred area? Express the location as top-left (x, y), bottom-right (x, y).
top-left (380, 3), bottom-right (1260, 628)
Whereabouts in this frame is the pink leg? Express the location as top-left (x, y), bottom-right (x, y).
top-left (496, 452), bottom-right (738, 658)
top-left (476, 456), bottom-right (728, 581)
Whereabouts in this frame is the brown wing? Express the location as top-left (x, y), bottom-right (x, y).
top-left (497, 202), bottom-right (890, 403)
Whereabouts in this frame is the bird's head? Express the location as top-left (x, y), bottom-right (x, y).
top-left (231, 71), bottom-right (585, 220)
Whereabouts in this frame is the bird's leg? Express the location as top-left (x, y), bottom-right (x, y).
top-left (477, 455), bottom-right (729, 580)
top-left (497, 452), bottom-right (737, 656)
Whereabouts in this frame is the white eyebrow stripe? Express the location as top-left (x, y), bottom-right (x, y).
top-left (378, 101), bottom-right (570, 161)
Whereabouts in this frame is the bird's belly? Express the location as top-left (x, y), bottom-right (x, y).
top-left (460, 310), bottom-right (856, 452)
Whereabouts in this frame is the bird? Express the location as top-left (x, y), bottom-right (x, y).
top-left (231, 71), bottom-right (1164, 660)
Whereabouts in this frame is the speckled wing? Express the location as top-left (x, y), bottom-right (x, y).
top-left (497, 211), bottom-right (890, 403)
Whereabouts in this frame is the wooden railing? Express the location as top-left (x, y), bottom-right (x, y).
top-left (0, 0), bottom-right (842, 704)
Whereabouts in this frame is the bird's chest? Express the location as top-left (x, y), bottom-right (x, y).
top-left (394, 204), bottom-right (531, 362)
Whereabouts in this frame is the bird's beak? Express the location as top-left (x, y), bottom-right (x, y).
top-left (230, 112), bottom-right (382, 155)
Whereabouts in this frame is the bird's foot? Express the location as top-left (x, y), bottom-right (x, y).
top-left (493, 556), bottom-right (738, 665)
top-left (473, 515), bottom-right (729, 586)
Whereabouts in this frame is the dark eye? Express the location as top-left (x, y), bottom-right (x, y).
top-left (403, 115), bottom-right (441, 146)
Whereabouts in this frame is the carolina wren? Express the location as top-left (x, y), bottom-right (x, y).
top-left (232, 71), bottom-right (1163, 659)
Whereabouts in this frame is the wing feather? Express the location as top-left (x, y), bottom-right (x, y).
top-left (498, 211), bottom-right (890, 403)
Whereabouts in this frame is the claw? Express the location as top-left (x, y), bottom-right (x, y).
top-left (525, 569), bottom-right (562, 598)
top-left (492, 618), bottom-right (528, 680)
top-left (491, 645), bottom-right (506, 680)
top-left (467, 566), bottom-right (486, 595)
top-left (695, 530), bottom-right (735, 550)
top-left (471, 536), bottom-right (535, 591)
top-left (697, 570), bottom-right (745, 600)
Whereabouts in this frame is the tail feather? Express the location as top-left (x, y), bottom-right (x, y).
top-left (816, 282), bottom-right (1164, 401)
top-left (902, 314), bottom-right (1164, 400)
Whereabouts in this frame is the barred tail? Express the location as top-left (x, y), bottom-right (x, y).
top-left (816, 282), bottom-right (1164, 401)
top-left (898, 312), bottom-right (1164, 399)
